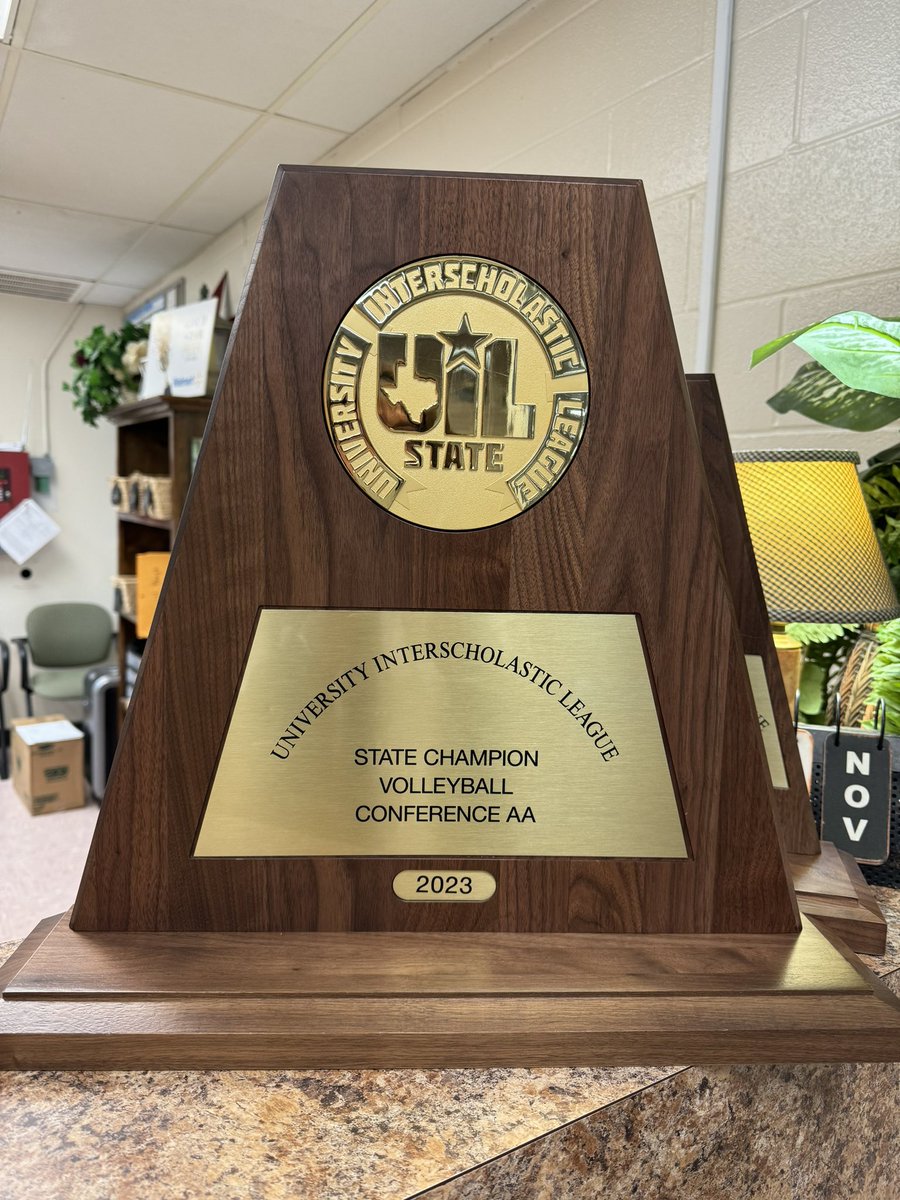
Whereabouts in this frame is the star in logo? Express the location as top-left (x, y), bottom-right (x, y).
top-left (439, 313), bottom-right (489, 367)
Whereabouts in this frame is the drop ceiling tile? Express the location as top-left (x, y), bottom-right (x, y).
top-left (0, 54), bottom-right (257, 221)
top-left (279, 0), bottom-right (526, 131)
top-left (25, 0), bottom-right (372, 109)
top-left (82, 281), bottom-right (141, 307)
top-left (167, 116), bottom-right (344, 233)
top-left (102, 225), bottom-right (213, 288)
top-left (0, 197), bottom-right (145, 279)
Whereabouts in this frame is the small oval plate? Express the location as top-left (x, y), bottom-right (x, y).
top-left (392, 870), bottom-right (497, 903)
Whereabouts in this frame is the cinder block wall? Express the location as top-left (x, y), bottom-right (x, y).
top-left (712, 0), bottom-right (899, 455)
top-left (142, 0), bottom-right (900, 457)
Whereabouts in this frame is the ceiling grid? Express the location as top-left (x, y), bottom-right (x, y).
top-left (0, 0), bottom-right (528, 303)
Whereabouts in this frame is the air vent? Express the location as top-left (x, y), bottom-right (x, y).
top-left (0, 269), bottom-right (89, 303)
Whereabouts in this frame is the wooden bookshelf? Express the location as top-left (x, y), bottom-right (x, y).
top-left (107, 395), bottom-right (211, 718)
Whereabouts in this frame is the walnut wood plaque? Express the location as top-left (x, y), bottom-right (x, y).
top-left (71, 167), bottom-right (799, 935)
top-left (686, 373), bottom-right (820, 856)
top-left (686, 373), bottom-right (887, 955)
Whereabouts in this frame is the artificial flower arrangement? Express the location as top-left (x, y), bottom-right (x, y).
top-left (64, 322), bottom-right (148, 426)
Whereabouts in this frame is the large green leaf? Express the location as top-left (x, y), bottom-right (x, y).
top-left (750, 322), bottom-right (819, 366)
top-left (796, 312), bottom-right (900, 397)
top-left (753, 311), bottom-right (900, 397)
top-left (766, 361), bottom-right (900, 430)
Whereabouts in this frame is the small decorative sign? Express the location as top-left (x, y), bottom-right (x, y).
top-left (820, 729), bottom-right (892, 864)
top-left (141, 298), bottom-right (219, 399)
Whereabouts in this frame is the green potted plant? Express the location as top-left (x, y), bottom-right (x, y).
top-left (64, 322), bottom-right (148, 426)
top-left (751, 311), bottom-right (900, 723)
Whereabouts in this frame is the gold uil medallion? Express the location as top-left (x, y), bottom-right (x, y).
top-left (323, 256), bottom-right (589, 531)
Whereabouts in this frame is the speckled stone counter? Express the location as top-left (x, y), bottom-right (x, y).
top-left (2, 889), bottom-right (899, 1200)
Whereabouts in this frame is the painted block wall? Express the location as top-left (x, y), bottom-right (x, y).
top-left (140, 0), bottom-right (900, 463)
top-left (0, 295), bottom-right (120, 719)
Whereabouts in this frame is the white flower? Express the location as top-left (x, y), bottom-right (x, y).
top-left (121, 339), bottom-right (148, 377)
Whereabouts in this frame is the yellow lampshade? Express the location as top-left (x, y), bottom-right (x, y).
top-left (733, 450), bottom-right (900, 623)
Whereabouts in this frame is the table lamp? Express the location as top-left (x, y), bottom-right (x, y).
top-left (733, 450), bottom-right (900, 706)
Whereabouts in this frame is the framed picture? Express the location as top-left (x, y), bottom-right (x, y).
top-left (126, 278), bottom-right (186, 326)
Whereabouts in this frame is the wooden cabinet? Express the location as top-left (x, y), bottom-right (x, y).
top-left (107, 396), bottom-right (211, 716)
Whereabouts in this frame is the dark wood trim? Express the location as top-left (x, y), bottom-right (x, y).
top-left (106, 395), bottom-right (213, 426)
top-left (118, 512), bottom-right (172, 530)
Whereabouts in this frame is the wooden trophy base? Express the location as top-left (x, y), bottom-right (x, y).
top-left (790, 842), bottom-right (888, 955)
top-left (3, 910), bottom-right (900, 1069)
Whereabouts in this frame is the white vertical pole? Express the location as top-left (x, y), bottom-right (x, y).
top-left (694, 0), bottom-right (735, 373)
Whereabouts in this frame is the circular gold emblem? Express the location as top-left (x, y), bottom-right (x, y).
top-left (323, 255), bottom-right (589, 531)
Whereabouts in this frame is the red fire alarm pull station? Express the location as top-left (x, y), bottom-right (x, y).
top-left (0, 451), bottom-right (30, 518)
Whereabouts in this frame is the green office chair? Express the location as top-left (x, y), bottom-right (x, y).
top-left (13, 603), bottom-right (114, 717)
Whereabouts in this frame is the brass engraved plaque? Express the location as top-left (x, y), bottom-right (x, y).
top-left (323, 256), bottom-right (589, 531)
top-left (392, 870), bottom-right (497, 902)
top-left (744, 654), bottom-right (789, 789)
top-left (193, 610), bottom-right (687, 859)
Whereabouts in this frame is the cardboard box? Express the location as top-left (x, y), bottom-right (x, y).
top-left (135, 551), bottom-right (170, 638)
top-left (11, 713), bottom-right (86, 815)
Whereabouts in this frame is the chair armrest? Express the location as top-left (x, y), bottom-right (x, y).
top-left (0, 639), bottom-right (8, 693)
top-left (11, 637), bottom-right (30, 694)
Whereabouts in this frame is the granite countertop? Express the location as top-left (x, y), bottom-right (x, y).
top-left (1, 888), bottom-right (899, 1200)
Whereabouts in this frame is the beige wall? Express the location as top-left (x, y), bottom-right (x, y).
top-left (0, 295), bottom-right (120, 719)
top-left (138, 0), bottom-right (900, 460)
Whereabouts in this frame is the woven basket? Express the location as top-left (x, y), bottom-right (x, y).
top-left (125, 472), bottom-right (144, 514)
top-left (111, 574), bottom-right (137, 620)
top-left (108, 475), bottom-right (133, 513)
top-left (140, 475), bottom-right (173, 521)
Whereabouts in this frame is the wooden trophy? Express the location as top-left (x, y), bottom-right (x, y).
top-left (687, 374), bottom-right (887, 954)
top-left (2, 169), bottom-right (899, 1068)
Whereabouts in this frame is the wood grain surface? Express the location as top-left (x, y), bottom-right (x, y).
top-left (790, 846), bottom-right (888, 954)
top-left (6, 994), bottom-right (900, 1070)
top-left (687, 373), bottom-right (821, 856)
top-left (3, 915), bottom-right (900, 1069)
top-left (684, 374), bottom-right (886, 950)
top-left (8, 912), bottom-right (865, 999)
top-left (71, 167), bottom-right (799, 934)
top-left (789, 840), bottom-right (857, 899)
